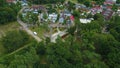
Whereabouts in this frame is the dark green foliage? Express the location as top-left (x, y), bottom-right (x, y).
top-left (36, 42), bottom-right (46, 55)
top-left (2, 30), bottom-right (29, 53)
top-left (67, 26), bottom-right (76, 36)
top-left (0, 7), bottom-right (16, 24)
top-left (117, 0), bottom-right (120, 3)
top-left (0, 0), bottom-right (21, 24)
top-left (28, 0), bottom-right (65, 4)
top-left (8, 47), bottom-right (39, 68)
top-left (45, 37), bottom-right (108, 68)
top-left (0, 0), bottom-right (7, 7)
top-left (72, 10), bottom-right (80, 18)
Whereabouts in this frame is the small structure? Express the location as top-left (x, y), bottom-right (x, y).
top-left (80, 18), bottom-right (93, 24)
top-left (102, 8), bottom-right (113, 20)
top-left (75, 4), bottom-right (90, 12)
top-left (70, 15), bottom-right (74, 21)
top-left (22, 13), bottom-right (27, 17)
top-left (31, 5), bottom-right (47, 11)
top-left (59, 17), bottom-right (64, 23)
top-left (62, 9), bottom-right (71, 17)
top-left (6, 0), bottom-right (17, 4)
top-left (48, 13), bottom-right (58, 23)
top-left (91, 5), bottom-right (103, 15)
top-left (104, 0), bottom-right (116, 5)
top-left (117, 8), bottom-right (120, 16)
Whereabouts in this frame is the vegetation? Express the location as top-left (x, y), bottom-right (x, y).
top-left (28, 0), bottom-right (65, 4)
top-left (0, 0), bottom-right (21, 24)
top-left (0, 0), bottom-right (120, 68)
top-left (2, 30), bottom-right (30, 53)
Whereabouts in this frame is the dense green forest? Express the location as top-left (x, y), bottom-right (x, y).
top-left (0, 0), bottom-right (21, 24)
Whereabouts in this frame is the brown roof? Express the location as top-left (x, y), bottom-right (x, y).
top-left (31, 5), bottom-right (46, 11)
top-left (6, 0), bottom-right (15, 3)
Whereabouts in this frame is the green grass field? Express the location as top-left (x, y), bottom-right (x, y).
top-left (0, 22), bottom-right (20, 56)
top-left (30, 26), bottom-right (46, 38)
top-left (0, 22), bottom-right (20, 38)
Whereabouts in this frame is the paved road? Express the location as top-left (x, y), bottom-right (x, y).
top-left (51, 30), bottom-right (67, 42)
top-left (17, 7), bottom-right (42, 42)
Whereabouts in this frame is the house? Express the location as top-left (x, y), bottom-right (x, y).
top-left (80, 18), bottom-right (94, 24)
top-left (22, 13), bottom-right (27, 17)
top-left (21, 2), bottom-right (28, 6)
top-left (59, 9), bottom-right (72, 21)
top-left (48, 13), bottom-right (58, 23)
top-left (102, 8), bottom-right (113, 20)
top-left (6, 0), bottom-right (17, 4)
top-left (33, 10), bottom-right (38, 14)
top-left (59, 17), bottom-right (64, 23)
top-left (31, 5), bottom-right (47, 11)
top-left (104, 0), bottom-right (116, 5)
top-left (70, 15), bottom-right (74, 22)
top-left (91, 5), bottom-right (103, 15)
top-left (75, 4), bottom-right (90, 12)
top-left (23, 8), bottom-right (30, 13)
top-left (75, 4), bottom-right (86, 9)
top-left (116, 8), bottom-right (120, 16)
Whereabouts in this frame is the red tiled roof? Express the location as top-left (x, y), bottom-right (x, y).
top-left (104, 1), bottom-right (114, 5)
top-left (70, 15), bottom-right (74, 21)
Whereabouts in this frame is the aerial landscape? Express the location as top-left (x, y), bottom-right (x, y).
top-left (0, 0), bottom-right (120, 68)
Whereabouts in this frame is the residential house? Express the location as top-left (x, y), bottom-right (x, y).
top-left (80, 18), bottom-right (94, 24)
top-left (59, 9), bottom-right (72, 21)
top-left (6, 0), bottom-right (17, 4)
top-left (104, 0), bottom-right (116, 5)
top-left (75, 4), bottom-right (90, 12)
top-left (102, 8), bottom-right (113, 20)
top-left (63, 9), bottom-right (71, 16)
top-left (59, 17), bottom-right (64, 23)
top-left (91, 5), bottom-right (103, 15)
top-left (48, 13), bottom-right (58, 23)
top-left (22, 13), bottom-right (27, 17)
top-left (116, 8), bottom-right (120, 16)
top-left (70, 15), bottom-right (74, 21)
top-left (31, 5), bottom-right (47, 12)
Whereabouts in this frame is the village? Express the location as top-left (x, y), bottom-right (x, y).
top-left (0, 0), bottom-right (120, 67)
top-left (6, 0), bottom-right (120, 42)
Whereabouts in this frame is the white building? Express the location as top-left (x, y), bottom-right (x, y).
top-left (48, 13), bottom-right (58, 23)
top-left (80, 18), bottom-right (94, 24)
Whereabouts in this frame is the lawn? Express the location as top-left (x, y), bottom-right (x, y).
top-left (0, 22), bottom-right (20, 56)
top-left (0, 22), bottom-right (20, 38)
top-left (30, 26), bottom-right (47, 38)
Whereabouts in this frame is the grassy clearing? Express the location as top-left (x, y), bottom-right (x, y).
top-left (30, 26), bottom-right (47, 38)
top-left (0, 22), bottom-right (20, 38)
top-left (0, 22), bottom-right (20, 56)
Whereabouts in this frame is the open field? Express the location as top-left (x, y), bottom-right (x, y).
top-left (30, 26), bottom-right (46, 38)
top-left (0, 22), bottom-right (20, 56)
top-left (0, 22), bottom-right (20, 38)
